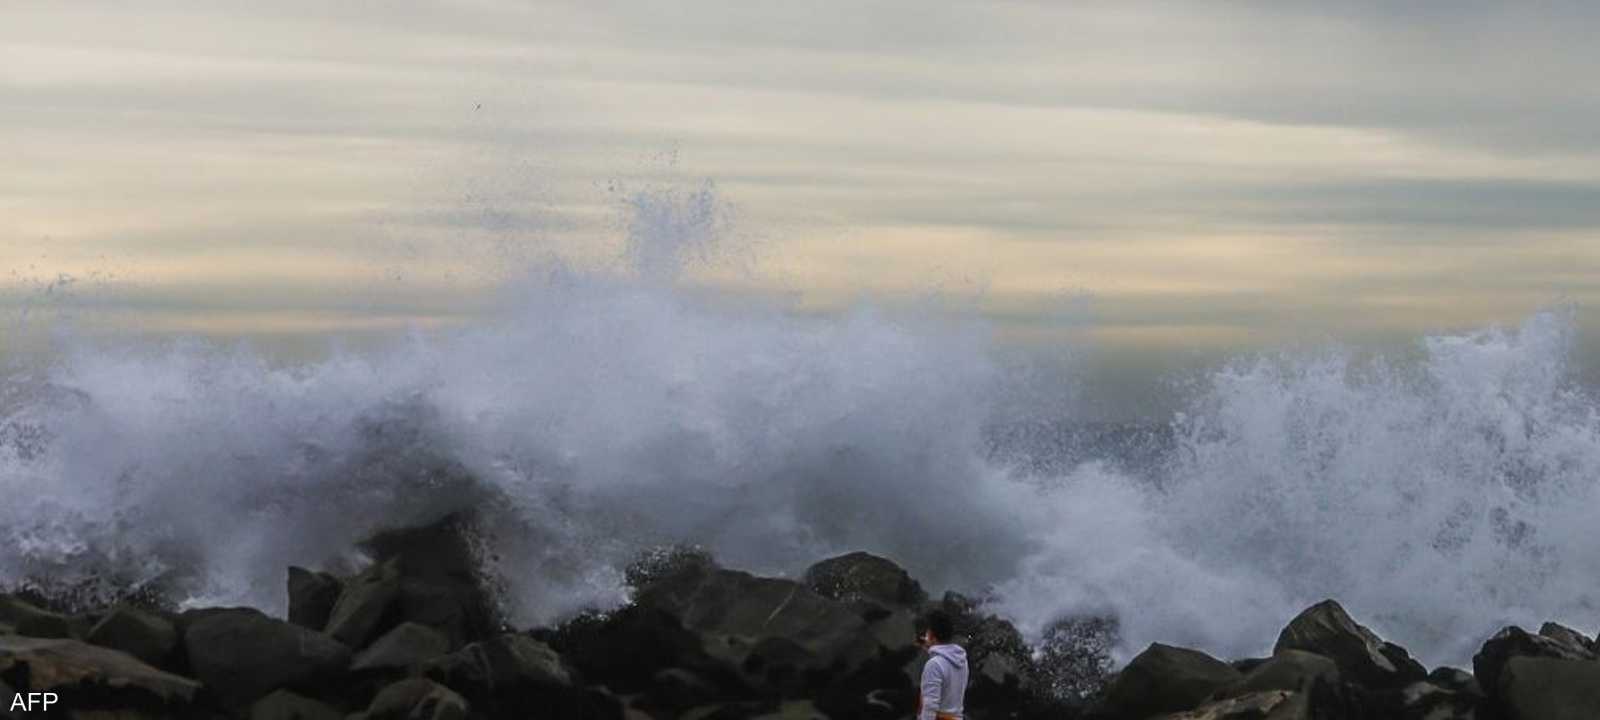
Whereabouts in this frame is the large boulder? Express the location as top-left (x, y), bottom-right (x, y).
top-left (0, 635), bottom-right (200, 715)
top-left (1539, 622), bottom-right (1593, 653)
top-left (1472, 625), bottom-right (1595, 697)
top-left (1214, 649), bottom-right (1339, 700)
top-left (325, 557), bottom-right (402, 650)
top-left (801, 552), bottom-right (926, 608)
top-left (86, 605), bottom-right (178, 667)
top-left (543, 605), bottom-right (746, 696)
top-left (1158, 690), bottom-right (1309, 720)
top-left (352, 622), bottom-right (451, 673)
top-left (0, 594), bottom-right (72, 639)
top-left (182, 607), bottom-right (351, 708)
top-left (287, 566), bottom-right (343, 631)
top-left (1274, 600), bottom-right (1426, 689)
top-left (1495, 656), bottom-right (1600, 720)
top-left (364, 677), bottom-right (470, 720)
top-left (421, 633), bottom-right (594, 717)
top-left (248, 689), bottom-right (343, 720)
top-left (359, 513), bottom-right (500, 649)
top-left (1095, 643), bottom-right (1243, 718)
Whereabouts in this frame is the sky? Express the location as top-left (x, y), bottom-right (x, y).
top-left (4, 1), bottom-right (1600, 394)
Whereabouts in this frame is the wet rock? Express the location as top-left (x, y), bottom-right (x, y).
top-left (364, 677), bottom-right (470, 720)
top-left (359, 513), bottom-right (499, 648)
top-left (248, 689), bottom-right (342, 720)
top-left (1472, 625), bottom-right (1595, 696)
top-left (1274, 600), bottom-right (1426, 688)
top-left (286, 566), bottom-right (343, 631)
top-left (422, 633), bottom-right (594, 717)
top-left (801, 552), bottom-right (926, 608)
top-left (1397, 680), bottom-right (1480, 720)
top-left (0, 635), bottom-right (200, 714)
top-left (1214, 649), bottom-right (1338, 700)
top-left (325, 557), bottom-right (402, 650)
top-left (1538, 622), bottom-right (1593, 652)
top-left (1095, 643), bottom-right (1242, 718)
top-left (182, 607), bottom-right (351, 708)
top-left (352, 621), bottom-right (451, 673)
top-left (1427, 666), bottom-right (1481, 698)
top-left (639, 668), bottom-right (723, 716)
top-left (1496, 656), bottom-right (1600, 720)
top-left (544, 605), bottom-right (743, 696)
top-left (1158, 690), bottom-right (1308, 719)
top-left (0, 594), bottom-right (72, 639)
top-left (86, 605), bottom-right (178, 667)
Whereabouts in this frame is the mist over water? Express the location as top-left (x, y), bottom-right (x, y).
top-left (2, 183), bottom-right (1598, 668)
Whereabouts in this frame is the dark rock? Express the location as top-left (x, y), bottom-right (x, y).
top-left (352, 621), bottom-right (451, 673)
top-left (1496, 656), bottom-right (1600, 720)
top-left (0, 635), bottom-right (200, 714)
top-left (0, 594), bottom-right (72, 639)
top-left (182, 607), bottom-right (351, 708)
top-left (422, 633), bottom-right (595, 717)
top-left (1156, 690), bottom-right (1309, 719)
top-left (1095, 643), bottom-right (1242, 718)
top-left (1214, 649), bottom-right (1338, 700)
top-left (248, 689), bottom-right (343, 720)
top-left (1539, 622), bottom-right (1593, 652)
top-left (86, 605), bottom-right (178, 667)
top-left (365, 677), bottom-right (469, 720)
top-left (639, 667), bottom-right (722, 715)
top-left (1472, 625), bottom-right (1595, 697)
top-left (801, 552), bottom-right (926, 607)
top-left (1427, 666), bottom-right (1483, 698)
top-left (740, 635), bottom-right (823, 694)
top-left (287, 566), bottom-right (343, 630)
top-left (544, 605), bottom-right (750, 700)
top-left (325, 557), bottom-right (402, 649)
top-left (359, 514), bottom-right (499, 647)
top-left (1397, 681), bottom-right (1480, 720)
top-left (1274, 600), bottom-right (1426, 688)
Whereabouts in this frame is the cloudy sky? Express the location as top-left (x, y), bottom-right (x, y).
top-left (5, 1), bottom-right (1600, 380)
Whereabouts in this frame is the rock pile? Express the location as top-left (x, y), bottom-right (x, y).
top-left (3, 516), bottom-right (1598, 719)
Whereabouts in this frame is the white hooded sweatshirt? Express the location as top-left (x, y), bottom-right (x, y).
top-left (918, 643), bottom-right (969, 720)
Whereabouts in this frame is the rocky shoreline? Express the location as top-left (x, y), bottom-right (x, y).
top-left (3, 514), bottom-right (1598, 719)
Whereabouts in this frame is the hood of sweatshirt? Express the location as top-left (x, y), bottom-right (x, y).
top-left (928, 643), bottom-right (968, 670)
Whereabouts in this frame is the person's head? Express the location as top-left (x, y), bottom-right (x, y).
top-left (919, 609), bottom-right (955, 646)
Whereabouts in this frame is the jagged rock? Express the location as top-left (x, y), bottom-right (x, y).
top-left (287, 566), bottom-right (343, 630)
top-left (1095, 643), bottom-right (1242, 718)
top-left (0, 595), bottom-right (72, 638)
top-left (1496, 656), bottom-right (1600, 720)
top-left (360, 514), bottom-right (499, 648)
top-left (1158, 690), bottom-right (1309, 719)
top-left (1472, 625), bottom-right (1595, 696)
top-left (365, 677), bottom-right (470, 720)
top-left (86, 605), bottom-right (177, 667)
top-left (1539, 622), bottom-right (1593, 652)
top-left (182, 607), bottom-right (351, 707)
top-left (248, 689), bottom-right (343, 720)
top-left (0, 635), bottom-right (200, 714)
top-left (1427, 667), bottom-right (1481, 697)
top-left (1274, 600), bottom-right (1426, 688)
top-left (640, 668), bottom-right (723, 715)
top-left (353, 621), bottom-right (451, 673)
top-left (422, 633), bottom-right (597, 717)
top-left (543, 605), bottom-right (743, 696)
top-left (325, 557), bottom-right (402, 649)
top-left (1397, 680), bottom-right (1480, 720)
top-left (801, 552), bottom-right (926, 608)
top-left (1214, 649), bottom-right (1338, 700)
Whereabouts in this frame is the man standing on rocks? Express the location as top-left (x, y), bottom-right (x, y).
top-left (917, 610), bottom-right (969, 720)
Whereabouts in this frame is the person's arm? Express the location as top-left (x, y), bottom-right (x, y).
top-left (918, 656), bottom-right (944, 720)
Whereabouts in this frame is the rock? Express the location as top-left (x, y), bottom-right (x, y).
top-left (1539, 622), bottom-right (1593, 652)
top-left (0, 594), bottom-right (72, 638)
top-left (1496, 656), bottom-right (1600, 720)
top-left (543, 605), bottom-right (749, 700)
top-left (365, 677), bottom-right (470, 720)
top-left (1427, 666), bottom-right (1481, 697)
top-left (1274, 600), bottom-right (1426, 688)
top-left (86, 605), bottom-right (178, 667)
top-left (1397, 681), bottom-right (1480, 720)
top-left (248, 689), bottom-right (343, 720)
top-left (1158, 690), bottom-right (1309, 719)
top-left (182, 607), bottom-right (351, 708)
top-left (325, 557), bottom-right (402, 649)
top-left (801, 552), bottom-right (926, 607)
top-left (640, 668), bottom-right (723, 715)
top-left (352, 621), bottom-right (451, 673)
top-left (0, 635), bottom-right (200, 714)
top-left (422, 633), bottom-right (594, 717)
top-left (287, 566), bottom-right (343, 630)
top-left (1214, 649), bottom-right (1338, 699)
top-left (1472, 625), bottom-right (1595, 696)
top-left (1096, 643), bottom-right (1243, 718)
top-left (359, 514), bottom-right (499, 647)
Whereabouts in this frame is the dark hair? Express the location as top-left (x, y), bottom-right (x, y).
top-left (922, 609), bottom-right (955, 643)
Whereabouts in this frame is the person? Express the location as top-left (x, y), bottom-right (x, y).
top-left (916, 609), bottom-right (969, 720)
